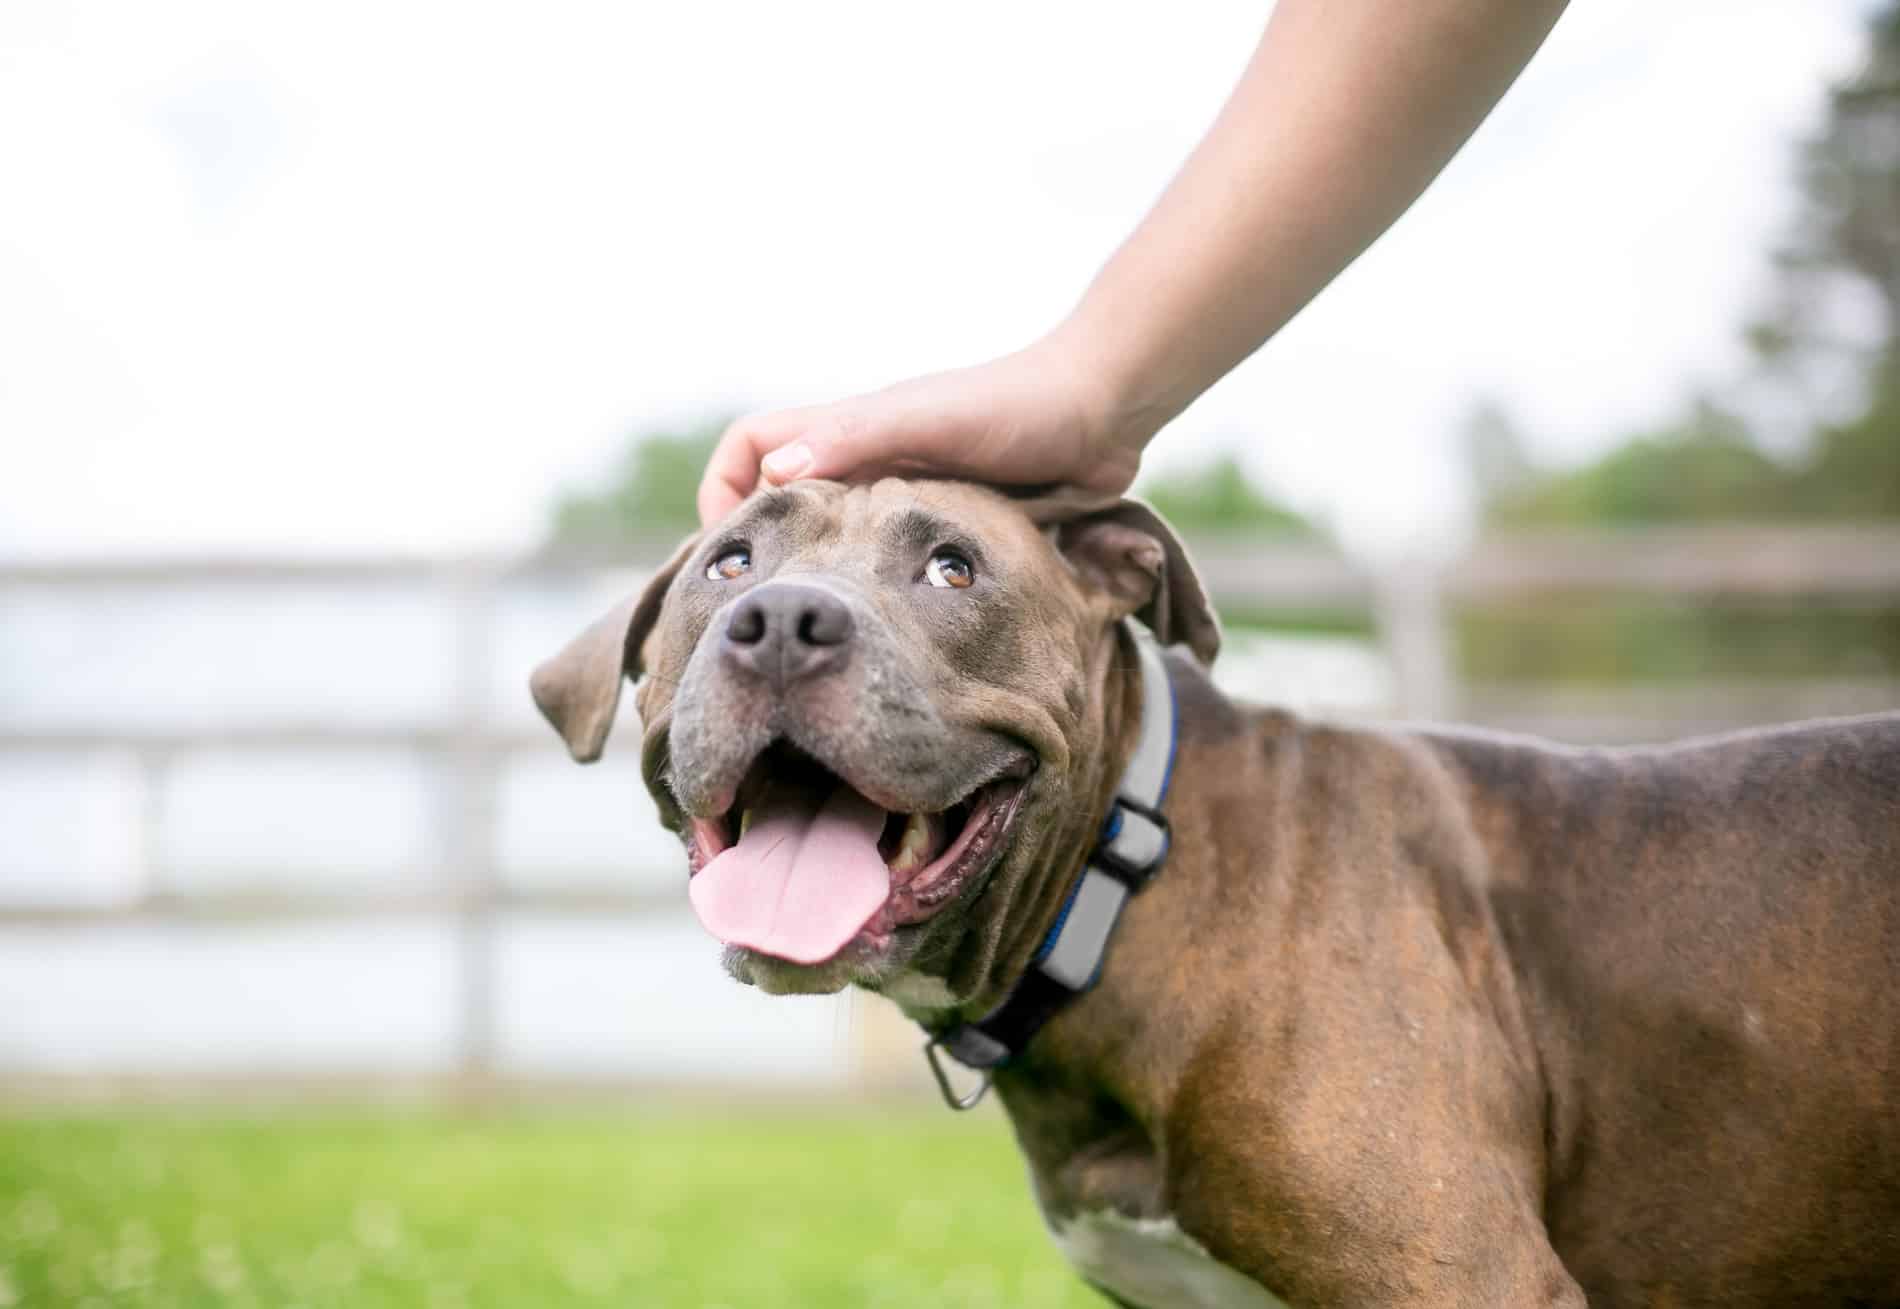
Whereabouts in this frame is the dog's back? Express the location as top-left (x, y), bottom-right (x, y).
top-left (1431, 714), bottom-right (1900, 1306)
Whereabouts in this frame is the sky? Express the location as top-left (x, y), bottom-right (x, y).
top-left (0, 0), bottom-right (1872, 561)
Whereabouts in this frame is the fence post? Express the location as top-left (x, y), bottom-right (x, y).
top-left (444, 564), bottom-right (502, 1092)
top-left (1372, 564), bottom-right (1456, 723)
top-left (132, 747), bottom-right (172, 905)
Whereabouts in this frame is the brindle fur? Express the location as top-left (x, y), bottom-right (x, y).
top-left (532, 478), bottom-right (1900, 1308)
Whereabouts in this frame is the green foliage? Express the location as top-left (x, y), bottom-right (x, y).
top-left (0, 1110), bottom-right (1100, 1309)
top-left (1137, 454), bottom-right (1317, 537)
top-left (550, 421), bottom-right (1322, 550)
top-left (1482, 404), bottom-right (1793, 528)
top-left (1481, 2), bottom-right (1900, 532)
top-left (548, 419), bottom-right (727, 547)
top-left (1478, 392), bottom-right (1899, 531)
top-left (1466, 389), bottom-right (1900, 679)
top-left (1748, 0), bottom-right (1900, 516)
top-left (1460, 600), bottom-right (1900, 685)
top-left (1463, 6), bottom-right (1900, 683)
top-left (1760, 4), bottom-right (1900, 368)
top-left (1791, 362), bottom-right (1900, 518)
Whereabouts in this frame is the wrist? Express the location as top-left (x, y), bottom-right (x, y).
top-left (1034, 315), bottom-right (1164, 467)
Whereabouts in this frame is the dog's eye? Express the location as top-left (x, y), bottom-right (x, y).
top-left (706, 548), bottom-right (751, 581)
top-left (924, 551), bottom-right (974, 589)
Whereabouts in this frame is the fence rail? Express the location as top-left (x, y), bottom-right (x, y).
top-left (10, 521), bottom-right (1899, 592)
top-left (4, 523), bottom-right (1896, 1085)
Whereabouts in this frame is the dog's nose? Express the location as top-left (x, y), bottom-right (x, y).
top-left (721, 583), bottom-right (855, 687)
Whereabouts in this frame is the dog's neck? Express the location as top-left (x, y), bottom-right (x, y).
top-left (919, 622), bottom-right (1177, 1093)
top-left (899, 620), bottom-right (1155, 1031)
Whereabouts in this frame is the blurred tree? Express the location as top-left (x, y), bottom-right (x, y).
top-left (1480, 2), bottom-right (1900, 529)
top-left (1756, 5), bottom-right (1900, 375)
top-left (1749, 0), bottom-right (1900, 517)
top-left (1138, 454), bottom-right (1355, 635)
top-left (1793, 366), bottom-right (1900, 517)
top-left (546, 419), bottom-right (727, 547)
top-left (1484, 401), bottom-right (1789, 527)
top-left (551, 424), bottom-right (1320, 543)
top-left (1466, 4), bottom-right (1900, 681)
top-left (1138, 453), bottom-right (1317, 537)
top-left (544, 422), bottom-right (1344, 628)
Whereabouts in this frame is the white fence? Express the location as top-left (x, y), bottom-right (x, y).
top-left (1, 525), bottom-right (1895, 1095)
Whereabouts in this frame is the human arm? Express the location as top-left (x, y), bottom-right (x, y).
top-left (698, 0), bottom-right (1570, 525)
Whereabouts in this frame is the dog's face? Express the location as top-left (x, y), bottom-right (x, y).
top-left (531, 480), bottom-right (1216, 1008)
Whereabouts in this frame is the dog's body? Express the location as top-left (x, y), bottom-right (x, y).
top-left (997, 662), bottom-right (1900, 1307)
top-left (534, 480), bottom-right (1900, 1307)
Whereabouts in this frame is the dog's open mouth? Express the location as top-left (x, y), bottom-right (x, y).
top-left (682, 741), bottom-right (1030, 966)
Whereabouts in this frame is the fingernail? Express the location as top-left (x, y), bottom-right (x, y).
top-left (761, 442), bottom-right (813, 481)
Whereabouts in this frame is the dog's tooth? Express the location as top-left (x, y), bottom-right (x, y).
top-left (739, 809), bottom-right (754, 839)
top-left (905, 812), bottom-right (958, 888)
top-left (887, 812), bottom-right (932, 875)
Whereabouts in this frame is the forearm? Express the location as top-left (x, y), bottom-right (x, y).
top-left (1057, 0), bottom-right (1569, 447)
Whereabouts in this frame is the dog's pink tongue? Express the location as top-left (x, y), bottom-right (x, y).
top-left (688, 786), bottom-right (891, 964)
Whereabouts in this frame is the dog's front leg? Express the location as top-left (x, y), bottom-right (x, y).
top-left (1164, 1058), bottom-right (1588, 1307)
top-left (1169, 1158), bottom-right (1589, 1308)
top-left (1181, 1189), bottom-right (1588, 1309)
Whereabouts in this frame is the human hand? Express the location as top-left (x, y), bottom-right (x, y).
top-left (696, 334), bottom-right (1148, 526)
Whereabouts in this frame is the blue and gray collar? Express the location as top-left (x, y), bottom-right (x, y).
top-left (922, 620), bottom-right (1177, 1110)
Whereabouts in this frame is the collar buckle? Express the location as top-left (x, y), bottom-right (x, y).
top-left (1092, 798), bottom-right (1171, 889)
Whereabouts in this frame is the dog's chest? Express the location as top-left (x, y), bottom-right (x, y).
top-left (1049, 1208), bottom-right (1289, 1309)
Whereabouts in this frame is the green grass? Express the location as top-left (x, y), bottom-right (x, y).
top-left (0, 1107), bottom-right (1104, 1309)
top-left (1456, 599), bottom-right (1900, 683)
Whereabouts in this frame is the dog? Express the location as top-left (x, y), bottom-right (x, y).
top-left (532, 478), bottom-right (1900, 1308)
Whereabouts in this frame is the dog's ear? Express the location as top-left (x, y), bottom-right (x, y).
top-left (1048, 498), bottom-right (1220, 665)
top-left (529, 533), bottom-right (700, 762)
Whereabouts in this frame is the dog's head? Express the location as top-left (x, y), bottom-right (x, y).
top-left (530, 479), bottom-right (1217, 1011)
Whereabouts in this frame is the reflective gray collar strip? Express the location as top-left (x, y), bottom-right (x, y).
top-left (1117, 620), bottom-right (1176, 805)
top-left (1037, 624), bottom-right (1173, 988)
top-left (923, 621), bottom-right (1176, 1099)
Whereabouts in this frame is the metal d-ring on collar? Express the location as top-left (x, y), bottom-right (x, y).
top-left (921, 620), bottom-right (1178, 1111)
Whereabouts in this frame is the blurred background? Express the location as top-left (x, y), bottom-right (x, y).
top-left (3, 1), bottom-right (1898, 1305)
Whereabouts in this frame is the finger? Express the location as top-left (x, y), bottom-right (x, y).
top-left (697, 413), bottom-right (801, 526)
top-left (760, 406), bottom-right (900, 488)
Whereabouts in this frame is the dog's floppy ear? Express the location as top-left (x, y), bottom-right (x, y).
top-left (529, 533), bottom-right (700, 762)
top-left (1042, 497), bottom-right (1220, 665)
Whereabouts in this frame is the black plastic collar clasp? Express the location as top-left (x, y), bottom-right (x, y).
top-left (1093, 798), bottom-right (1170, 889)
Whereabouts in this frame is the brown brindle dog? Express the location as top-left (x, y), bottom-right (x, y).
top-left (531, 479), bottom-right (1900, 1308)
